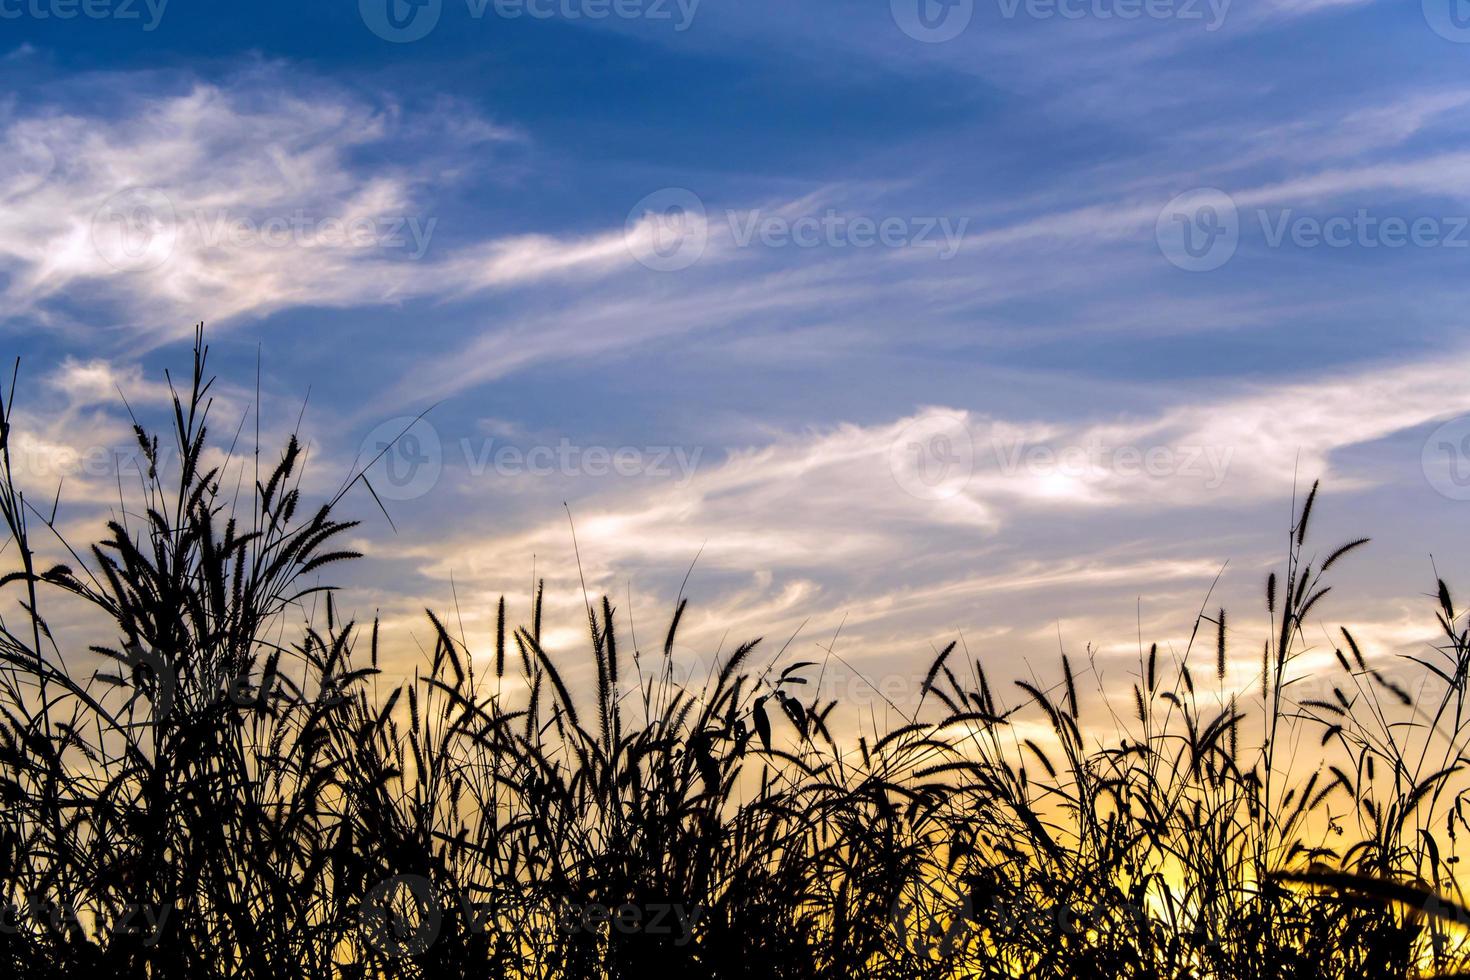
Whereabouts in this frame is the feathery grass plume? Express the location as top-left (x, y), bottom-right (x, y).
top-left (1217, 608), bottom-right (1227, 680)
top-left (1342, 626), bottom-right (1367, 672)
top-left (1322, 537), bottom-right (1370, 572)
top-left (918, 641), bottom-right (956, 711)
top-left (495, 595), bottom-right (505, 679)
top-left (1297, 478), bottom-right (1320, 546)
top-left (0, 334), bottom-right (1468, 979)
top-left (1062, 653), bottom-right (1079, 719)
top-left (532, 577), bottom-right (544, 642)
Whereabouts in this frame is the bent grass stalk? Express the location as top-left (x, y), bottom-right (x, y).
top-left (0, 333), bottom-right (1466, 978)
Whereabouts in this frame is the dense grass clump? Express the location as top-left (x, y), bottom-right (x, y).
top-left (2, 333), bottom-right (1470, 978)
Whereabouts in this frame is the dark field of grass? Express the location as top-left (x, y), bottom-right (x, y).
top-left (4, 334), bottom-right (1470, 979)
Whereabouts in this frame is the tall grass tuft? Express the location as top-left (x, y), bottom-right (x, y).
top-left (0, 334), bottom-right (1468, 978)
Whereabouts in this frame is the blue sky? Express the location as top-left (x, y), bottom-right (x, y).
top-left (5, 0), bottom-right (1470, 722)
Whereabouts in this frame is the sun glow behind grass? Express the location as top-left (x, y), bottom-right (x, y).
top-left (3, 334), bottom-right (1470, 978)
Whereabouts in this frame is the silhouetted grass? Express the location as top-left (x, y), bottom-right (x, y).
top-left (2, 332), bottom-right (1469, 978)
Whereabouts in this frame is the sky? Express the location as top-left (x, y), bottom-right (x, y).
top-left (4, 0), bottom-right (1470, 730)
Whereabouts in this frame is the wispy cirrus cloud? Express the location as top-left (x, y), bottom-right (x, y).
top-left (0, 68), bottom-right (655, 344)
top-left (3, 0), bottom-right (1466, 726)
top-left (336, 346), bottom-right (1470, 695)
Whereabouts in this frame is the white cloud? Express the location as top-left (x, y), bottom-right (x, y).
top-left (46, 357), bottom-right (172, 408)
top-left (0, 72), bottom-right (642, 342)
top-left (329, 345), bottom-right (1470, 703)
